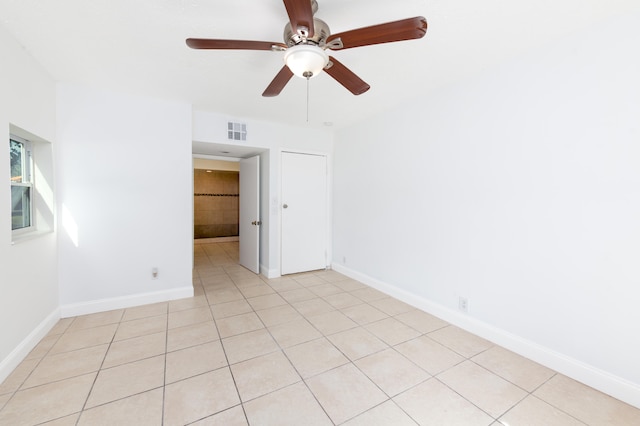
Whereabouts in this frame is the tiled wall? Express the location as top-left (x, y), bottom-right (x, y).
top-left (193, 170), bottom-right (239, 238)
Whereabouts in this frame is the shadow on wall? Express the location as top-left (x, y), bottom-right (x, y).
top-left (193, 169), bottom-right (239, 238)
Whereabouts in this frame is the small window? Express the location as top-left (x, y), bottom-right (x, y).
top-left (10, 136), bottom-right (33, 231)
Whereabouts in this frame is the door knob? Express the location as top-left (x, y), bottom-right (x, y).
top-left (283, 204), bottom-right (288, 209)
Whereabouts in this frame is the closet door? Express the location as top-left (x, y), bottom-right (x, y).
top-left (281, 152), bottom-right (327, 275)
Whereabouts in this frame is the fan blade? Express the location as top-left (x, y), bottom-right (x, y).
top-left (186, 38), bottom-right (286, 51)
top-left (283, 0), bottom-right (315, 38)
top-left (326, 16), bottom-right (427, 50)
top-left (262, 66), bottom-right (294, 97)
top-left (324, 56), bottom-right (370, 96)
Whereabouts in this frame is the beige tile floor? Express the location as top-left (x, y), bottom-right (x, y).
top-left (1, 241), bottom-right (639, 425)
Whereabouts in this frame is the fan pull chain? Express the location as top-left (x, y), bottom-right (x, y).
top-left (302, 71), bottom-right (314, 123)
top-left (306, 76), bottom-right (310, 123)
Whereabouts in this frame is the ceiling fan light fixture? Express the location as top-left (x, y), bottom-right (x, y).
top-left (284, 44), bottom-right (328, 79)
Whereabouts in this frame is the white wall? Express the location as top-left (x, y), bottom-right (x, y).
top-left (0, 25), bottom-right (58, 382)
top-left (193, 111), bottom-right (334, 277)
top-left (57, 84), bottom-right (194, 315)
top-left (333, 11), bottom-right (640, 407)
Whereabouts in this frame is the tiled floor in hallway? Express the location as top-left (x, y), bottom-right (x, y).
top-left (1, 241), bottom-right (639, 425)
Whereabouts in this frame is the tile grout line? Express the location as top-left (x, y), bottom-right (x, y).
top-left (524, 373), bottom-right (591, 426)
top-left (75, 310), bottom-right (124, 423)
top-left (160, 300), bottom-right (170, 426)
top-left (207, 265), bottom-right (252, 425)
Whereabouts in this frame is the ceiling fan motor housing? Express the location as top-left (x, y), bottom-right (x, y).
top-left (283, 18), bottom-right (331, 47)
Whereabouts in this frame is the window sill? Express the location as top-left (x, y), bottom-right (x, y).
top-left (11, 229), bottom-right (54, 245)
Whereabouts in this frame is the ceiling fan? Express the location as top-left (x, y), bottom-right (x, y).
top-left (186, 0), bottom-right (427, 97)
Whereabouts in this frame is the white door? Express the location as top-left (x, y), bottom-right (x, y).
top-left (239, 155), bottom-right (260, 273)
top-left (281, 152), bottom-right (327, 275)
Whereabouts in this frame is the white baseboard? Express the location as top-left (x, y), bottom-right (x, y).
top-left (60, 286), bottom-right (194, 318)
top-left (0, 308), bottom-right (60, 385)
top-left (260, 264), bottom-right (280, 279)
top-left (331, 263), bottom-right (640, 409)
top-left (1, 287), bottom-right (194, 385)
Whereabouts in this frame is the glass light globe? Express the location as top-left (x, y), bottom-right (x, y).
top-left (284, 44), bottom-right (329, 79)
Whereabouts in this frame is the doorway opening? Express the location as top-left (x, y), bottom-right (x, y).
top-left (192, 147), bottom-right (266, 276)
top-left (193, 158), bottom-right (240, 242)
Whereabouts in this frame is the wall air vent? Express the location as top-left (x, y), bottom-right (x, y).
top-left (227, 122), bottom-right (247, 141)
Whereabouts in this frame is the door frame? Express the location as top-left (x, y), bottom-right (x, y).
top-left (191, 153), bottom-right (261, 272)
top-left (279, 149), bottom-right (332, 275)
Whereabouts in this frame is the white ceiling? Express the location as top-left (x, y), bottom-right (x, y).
top-left (1, 0), bottom-right (637, 129)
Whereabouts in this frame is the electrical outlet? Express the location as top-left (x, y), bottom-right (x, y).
top-left (458, 296), bottom-right (469, 313)
top-left (152, 267), bottom-right (158, 279)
